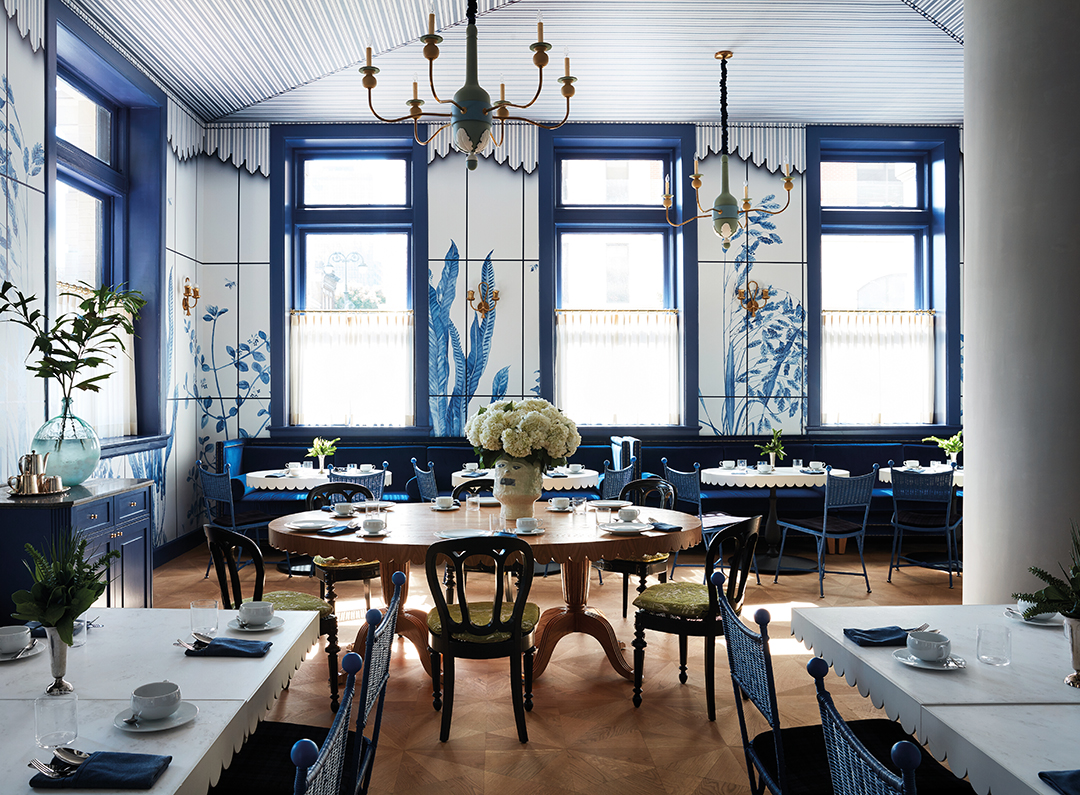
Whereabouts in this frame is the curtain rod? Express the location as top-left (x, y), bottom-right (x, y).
top-left (554, 308), bottom-right (680, 315)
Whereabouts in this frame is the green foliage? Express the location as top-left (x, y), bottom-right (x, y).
top-left (334, 286), bottom-right (386, 310)
top-left (922, 430), bottom-right (963, 454)
top-left (11, 534), bottom-right (119, 645)
top-left (754, 428), bottom-right (786, 460)
top-left (1012, 521), bottom-right (1080, 619)
top-left (306, 437), bottom-right (340, 458)
top-left (0, 281), bottom-right (146, 403)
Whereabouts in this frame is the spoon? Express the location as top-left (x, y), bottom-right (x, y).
top-left (123, 711), bottom-right (142, 726)
top-left (191, 632), bottom-right (214, 647)
top-left (53, 747), bottom-right (90, 767)
top-left (174, 639), bottom-right (199, 651)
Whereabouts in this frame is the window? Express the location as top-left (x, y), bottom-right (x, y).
top-left (272, 129), bottom-right (428, 432)
top-left (806, 128), bottom-right (961, 430)
top-left (548, 140), bottom-right (687, 427)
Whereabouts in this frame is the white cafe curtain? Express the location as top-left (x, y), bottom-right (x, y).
top-left (289, 311), bottom-right (414, 426)
top-left (821, 310), bottom-right (934, 425)
top-left (556, 310), bottom-right (680, 426)
top-left (55, 288), bottom-right (137, 438)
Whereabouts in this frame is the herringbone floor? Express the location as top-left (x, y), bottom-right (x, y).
top-left (155, 536), bottom-right (963, 794)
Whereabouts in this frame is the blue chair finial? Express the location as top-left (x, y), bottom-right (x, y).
top-left (290, 738), bottom-right (319, 768)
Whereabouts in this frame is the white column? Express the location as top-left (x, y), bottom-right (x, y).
top-left (964, 1), bottom-right (1080, 603)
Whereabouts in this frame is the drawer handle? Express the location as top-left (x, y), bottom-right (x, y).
top-left (129, 501), bottom-right (137, 507)
top-left (89, 513), bottom-right (98, 520)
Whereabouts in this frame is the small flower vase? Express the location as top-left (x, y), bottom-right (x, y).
top-left (769, 452), bottom-right (776, 468)
top-left (948, 452), bottom-right (959, 466)
top-left (492, 455), bottom-right (544, 522)
top-left (318, 455), bottom-right (326, 474)
top-left (44, 626), bottom-right (74, 695)
top-left (32, 397), bottom-right (100, 487)
top-left (1064, 617), bottom-right (1080, 688)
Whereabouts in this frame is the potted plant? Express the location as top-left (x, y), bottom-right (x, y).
top-left (465, 398), bottom-right (580, 520)
top-left (1012, 522), bottom-right (1080, 687)
top-left (0, 281), bottom-right (146, 486)
top-left (307, 437), bottom-right (340, 473)
top-left (922, 430), bottom-right (963, 465)
top-left (11, 534), bottom-right (119, 694)
top-left (755, 428), bottom-right (786, 468)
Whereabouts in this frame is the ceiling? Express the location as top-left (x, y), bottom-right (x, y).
top-left (65, 0), bottom-right (964, 127)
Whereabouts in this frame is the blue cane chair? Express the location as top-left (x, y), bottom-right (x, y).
top-left (887, 462), bottom-right (963, 588)
top-left (329, 462), bottom-right (389, 501)
top-left (289, 651), bottom-right (363, 795)
top-left (600, 457), bottom-right (637, 500)
top-left (661, 458), bottom-right (703, 576)
top-left (774, 465), bottom-right (879, 598)
top-left (410, 457), bottom-right (439, 502)
top-left (197, 460), bottom-right (276, 579)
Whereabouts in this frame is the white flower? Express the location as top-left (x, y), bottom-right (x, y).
top-left (465, 398), bottom-right (579, 464)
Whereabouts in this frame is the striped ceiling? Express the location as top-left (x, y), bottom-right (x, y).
top-left (65, 0), bottom-right (964, 126)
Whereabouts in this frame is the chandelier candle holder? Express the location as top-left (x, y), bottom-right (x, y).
top-left (360, 1), bottom-right (576, 170)
top-left (662, 51), bottom-right (793, 250)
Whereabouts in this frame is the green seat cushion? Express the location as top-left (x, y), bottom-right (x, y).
top-left (427, 601), bottom-right (541, 644)
top-left (611, 553), bottom-right (669, 564)
top-left (632, 582), bottom-right (713, 619)
top-left (258, 591), bottom-right (333, 619)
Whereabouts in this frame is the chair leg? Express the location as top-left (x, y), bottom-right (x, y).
top-left (816, 535), bottom-right (826, 599)
top-left (621, 573), bottom-right (630, 619)
top-left (430, 649), bottom-right (442, 711)
top-left (524, 648), bottom-right (535, 712)
top-left (364, 580), bottom-right (372, 611)
top-left (773, 528), bottom-right (789, 585)
top-left (856, 535), bottom-right (871, 594)
top-left (887, 528), bottom-right (901, 582)
top-left (439, 655), bottom-right (455, 742)
top-left (509, 650), bottom-right (528, 743)
top-left (326, 618), bottom-right (340, 713)
top-left (705, 632), bottom-right (716, 721)
top-left (632, 620), bottom-right (646, 708)
top-left (678, 634), bottom-right (688, 684)
top-left (668, 550), bottom-right (679, 579)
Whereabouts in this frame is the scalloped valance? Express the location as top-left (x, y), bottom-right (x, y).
top-left (6, 0), bottom-right (44, 51)
top-left (426, 122), bottom-right (538, 174)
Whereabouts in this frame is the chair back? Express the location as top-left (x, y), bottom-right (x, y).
top-left (330, 462), bottom-right (388, 500)
top-left (703, 516), bottom-right (760, 616)
top-left (347, 571), bottom-right (407, 795)
top-left (307, 482), bottom-right (375, 510)
top-left (660, 458), bottom-right (702, 518)
top-left (291, 651), bottom-right (365, 795)
top-left (451, 478), bottom-right (495, 501)
top-left (807, 657), bottom-right (920, 795)
top-left (888, 462), bottom-right (956, 520)
top-left (204, 524), bottom-right (265, 608)
top-left (425, 535), bottom-right (535, 652)
top-left (620, 477), bottom-right (677, 510)
top-left (611, 435), bottom-right (642, 480)
top-left (411, 458), bottom-right (438, 502)
top-left (197, 460), bottom-right (238, 524)
top-left (600, 457), bottom-right (637, 500)
top-left (823, 465), bottom-right (879, 531)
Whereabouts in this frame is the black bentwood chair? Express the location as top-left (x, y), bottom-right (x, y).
top-left (306, 483), bottom-right (381, 612)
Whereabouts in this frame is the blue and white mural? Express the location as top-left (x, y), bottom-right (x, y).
top-left (429, 241), bottom-right (510, 435)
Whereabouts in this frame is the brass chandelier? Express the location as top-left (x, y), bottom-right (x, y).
top-left (663, 51), bottom-right (793, 251)
top-left (360, 0), bottom-right (577, 170)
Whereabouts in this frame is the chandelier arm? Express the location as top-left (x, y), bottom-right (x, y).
top-left (428, 59), bottom-right (466, 111)
top-left (502, 97), bottom-right (572, 130)
top-left (414, 121), bottom-right (452, 146)
top-left (366, 90), bottom-right (452, 123)
top-left (695, 185), bottom-right (708, 215)
top-left (491, 68), bottom-right (545, 112)
top-left (664, 205), bottom-right (711, 228)
top-left (489, 119), bottom-right (506, 148)
top-left (738, 189), bottom-right (793, 218)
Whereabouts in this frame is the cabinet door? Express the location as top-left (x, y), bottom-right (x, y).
top-left (110, 517), bottom-right (149, 609)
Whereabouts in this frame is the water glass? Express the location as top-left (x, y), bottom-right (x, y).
top-left (346, 463), bottom-right (358, 473)
top-left (302, 461), bottom-right (313, 470)
top-left (792, 458), bottom-right (803, 469)
top-left (571, 496), bottom-right (587, 516)
top-left (466, 494), bottom-right (481, 512)
top-left (976, 624), bottom-right (1011, 666)
top-left (736, 459), bottom-right (747, 470)
top-left (191, 599), bottom-right (218, 637)
top-left (36, 693), bottom-right (78, 749)
top-left (489, 515), bottom-right (505, 534)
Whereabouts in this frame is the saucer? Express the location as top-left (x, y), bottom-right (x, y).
top-left (589, 500), bottom-right (632, 510)
top-left (285, 518), bottom-right (336, 531)
top-left (228, 615), bottom-right (285, 632)
top-left (546, 505), bottom-right (573, 512)
top-left (600, 522), bottom-right (652, 535)
top-left (0, 641), bottom-right (46, 662)
top-left (1004, 608), bottom-right (1063, 626)
top-left (435, 529), bottom-right (489, 539)
top-left (431, 504), bottom-right (460, 512)
top-left (114, 701), bottom-right (199, 732)
top-left (513, 528), bottom-right (546, 536)
top-left (892, 649), bottom-right (967, 670)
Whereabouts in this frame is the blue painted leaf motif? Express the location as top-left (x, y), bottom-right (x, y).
top-left (239, 428), bottom-right (250, 438)
top-left (236, 361), bottom-right (249, 372)
top-left (216, 419), bottom-right (226, 432)
top-left (238, 343), bottom-right (250, 352)
top-left (491, 365), bottom-right (510, 401)
top-left (252, 351), bottom-right (265, 362)
top-left (228, 406), bottom-right (238, 417)
top-left (226, 345), bottom-right (236, 357)
top-left (203, 397), bottom-right (213, 409)
top-left (238, 380), bottom-right (250, 391)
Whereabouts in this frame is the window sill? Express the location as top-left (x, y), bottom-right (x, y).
top-left (100, 434), bottom-right (170, 457)
top-left (805, 424), bottom-right (961, 439)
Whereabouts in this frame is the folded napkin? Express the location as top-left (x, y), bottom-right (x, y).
top-left (547, 472), bottom-right (568, 478)
top-left (184, 637), bottom-right (272, 657)
top-left (460, 471), bottom-right (487, 478)
top-left (1040, 770), bottom-right (1080, 795)
top-left (30, 752), bottom-right (171, 790)
top-left (800, 468), bottom-right (826, 475)
top-left (649, 522), bottom-right (682, 533)
top-left (842, 626), bottom-right (911, 647)
top-left (264, 472), bottom-right (287, 478)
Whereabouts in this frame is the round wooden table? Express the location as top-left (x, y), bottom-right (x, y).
top-left (268, 502), bottom-right (701, 680)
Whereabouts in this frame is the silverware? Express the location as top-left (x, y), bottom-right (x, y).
top-left (123, 711), bottom-right (142, 726)
top-left (943, 656), bottom-right (967, 669)
top-left (908, 623), bottom-right (930, 634)
top-left (13, 638), bottom-right (37, 659)
top-left (84, 616), bottom-right (101, 629)
top-left (174, 639), bottom-right (198, 651)
top-left (191, 632), bottom-right (213, 647)
top-left (29, 758), bottom-right (74, 778)
top-left (53, 747), bottom-right (90, 767)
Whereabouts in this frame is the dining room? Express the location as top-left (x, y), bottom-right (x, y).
top-left (2, 0), bottom-right (1080, 793)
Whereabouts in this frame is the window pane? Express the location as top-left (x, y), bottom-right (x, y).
top-left (560, 159), bottom-right (663, 205)
top-left (302, 234), bottom-right (408, 310)
top-left (303, 159), bottom-right (406, 205)
top-left (821, 235), bottom-right (916, 310)
top-left (560, 233), bottom-right (664, 308)
top-left (56, 77), bottom-right (111, 165)
top-left (56, 181), bottom-right (104, 287)
top-left (821, 162), bottom-right (917, 207)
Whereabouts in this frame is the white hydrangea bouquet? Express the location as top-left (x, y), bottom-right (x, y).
top-left (465, 398), bottom-right (581, 469)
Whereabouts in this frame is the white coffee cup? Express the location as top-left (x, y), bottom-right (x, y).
top-left (333, 502), bottom-right (354, 516)
top-left (517, 517), bottom-right (538, 532)
top-left (756, 463), bottom-right (774, 474)
top-left (907, 631), bottom-right (951, 662)
top-left (464, 462), bottom-right (478, 471)
top-left (286, 461), bottom-right (301, 476)
top-left (618, 507), bottom-right (640, 522)
top-left (0, 625), bottom-right (31, 654)
top-left (1016, 598), bottom-right (1056, 620)
top-left (809, 461), bottom-right (825, 471)
top-left (360, 464), bottom-right (375, 473)
top-left (239, 601), bottom-right (274, 626)
top-left (568, 463), bottom-right (584, 473)
top-left (721, 460), bottom-right (736, 469)
top-left (550, 497), bottom-right (570, 510)
top-left (904, 459), bottom-right (920, 468)
top-left (362, 517), bottom-right (386, 534)
top-left (435, 495), bottom-right (454, 509)
top-left (132, 681), bottom-right (182, 721)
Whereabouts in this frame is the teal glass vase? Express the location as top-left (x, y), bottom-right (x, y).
top-left (32, 397), bottom-right (100, 487)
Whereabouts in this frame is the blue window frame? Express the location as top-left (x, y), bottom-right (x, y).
top-left (538, 124), bottom-right (699, 435)
top-left (269, 125), bottom-right (429, 436)
top-left (805, 126), bottom-right (961, 433)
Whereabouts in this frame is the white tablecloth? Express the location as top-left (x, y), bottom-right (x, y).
top-left (246, 468), bottom-right (392, 491)
top-left (451, 468), bottom-right (600, 491)
top-left (790, 604), bottom-right (1080, 795)
top-left (701, 465), bottom-right (850, 487)
top-left (879, 465), bottom-right (964, 487)
top-left (0, 607), bottom-right (319, 795)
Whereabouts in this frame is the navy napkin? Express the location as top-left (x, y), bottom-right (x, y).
top-left (184, 637), bottom-right (271, 657)
top-left (461, 471), bottom-right (487, 478)
top-left (650, 522), bottom-right (682, 532)
top-left (800, 468), bottom-right (826, 475)
top-left (547, 472), bottom-right (568, 478)
top-left (1040, 771), bottom-right (1080, 795)
top-left (26, 621), bottom-right (85, 640)
top-left (30, 752), bottom-right (171, 790)
top-left (842, 626), bottom-right (911, 647)
top-left (264, 472), bottom-right (287, 478)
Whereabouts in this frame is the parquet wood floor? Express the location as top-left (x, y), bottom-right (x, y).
top-left (154, 537), bottom-right (963, 794)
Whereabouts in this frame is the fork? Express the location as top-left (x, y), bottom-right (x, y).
top-left (174, 639), bottom-right (198, 651)
top-left (29, 758), bottom-right (72, 778)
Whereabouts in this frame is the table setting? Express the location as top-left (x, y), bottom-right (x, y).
top-left (450, 464), bottom-right (600, 491)
top-left (878, 459), bottom-right (964, 486)
top-left (245, 465), bottom-right (392, 491)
